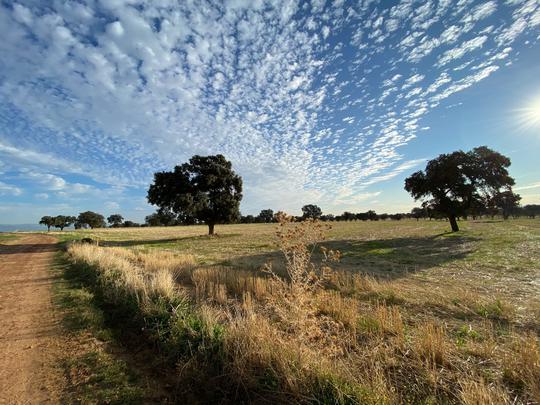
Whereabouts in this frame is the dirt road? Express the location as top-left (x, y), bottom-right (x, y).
top-left (0, 234), bottom-right (65, 404)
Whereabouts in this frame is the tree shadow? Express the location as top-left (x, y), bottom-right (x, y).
top-left (101, 233), bottom-right (239, 247)
top-left (0, 242), bottom-right (58, 255)
top-left (220, 233), bottom-right (478, 280)
top-left (470, 220), bottom-right (504, 223)
top-left (102, 237), bottom-right (184, 247)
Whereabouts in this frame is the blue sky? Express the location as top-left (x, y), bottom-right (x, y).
top-left (1, 0), bottom-right (539, 224)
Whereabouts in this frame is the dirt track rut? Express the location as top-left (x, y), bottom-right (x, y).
top-left (0, 234), bottom-right (65, 404)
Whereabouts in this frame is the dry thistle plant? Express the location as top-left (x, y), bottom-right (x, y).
top-left (262, 214), bottom-right (341, 344)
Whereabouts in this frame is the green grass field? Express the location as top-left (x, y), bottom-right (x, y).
top-left (0, 233), bottom-right (18, 242)
top-left (57, 219), bottom-right (540, 403)
top-left (58, 219), bottom-right (539, 303)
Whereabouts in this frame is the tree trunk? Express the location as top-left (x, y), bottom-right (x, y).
top-left (208, 223), bottom-right (215, 235)
top-left (448, 214), bottom-right (459, 232)
top-left (47, 225), bottom-right (50, 232)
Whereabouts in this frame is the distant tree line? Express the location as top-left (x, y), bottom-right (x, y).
top-left (39, 215), bottom-right (77, 231)
top-left (238, 207), bottom-right (410, 223)
top-left (41, 201), bottom-right (540, 232)
top-left (143, 149), bottom-right (536, 234)
top-left (39, 149), bottom-right (538, 234)
top-left (236, 204), bottom-right (539, 224)
top-left (39, 211), bottom-right (144, 231)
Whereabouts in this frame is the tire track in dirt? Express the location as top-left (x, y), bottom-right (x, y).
top-left (0, 234), bottom-right (65, 404)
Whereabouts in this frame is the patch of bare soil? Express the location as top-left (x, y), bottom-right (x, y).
top-left (0, 234), bottom-right (66, 404)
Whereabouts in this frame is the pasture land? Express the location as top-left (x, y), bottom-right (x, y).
top-left (0, 233), bottom-right (17, 241)
top-left (61, 219), bottom-right (539, 403)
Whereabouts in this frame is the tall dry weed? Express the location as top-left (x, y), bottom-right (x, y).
top-left (415, 322), bottom-right (449, 366)
top-left (191, 266), bottom-right (271, 303)
top-left (504, 334), bottom-right (540, 402)
top-left (459, 378), bottom-right (510, 405)
top-left (263, 216), bottom-right (340, 343)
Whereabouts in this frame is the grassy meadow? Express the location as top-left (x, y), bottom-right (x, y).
top-left (0, 233), bottom-right (17, 242)
top-left (58, 219), bottom-right (539, 403)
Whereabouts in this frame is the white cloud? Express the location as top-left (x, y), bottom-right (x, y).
top-left (22, 172), bottom-right (67, 191)
top-left (107, 21), bottom-right (124, 37)
top-left (105, 201), bottom-right (120, 210)
top-left (361, 159), bottom-right (427, 187)
top-left (431, 65), bottom-right (500, 102)
top-left (505, 19), bottom-right (526, 42)
top-left (0, 181), bottom-right (22, 196)
top-left (403, 74), bottom-right (425, 89)
top-left (322, 26), bottom-right (330, 39)
top-left (0, 0), bottom-right (536, 218)
top-left (439, 25), bottom-right (462, 44)
top-left (12, 3), bottom-right (32, 25)
top-left (18, 171), bottom-right (96, 196)
top-left (514, 182), bottom-right (540, 191)
top-left (464, 1), bottom-right (497, 23)
top-left (0, 142), bottom-right (82, 173)
top-left (437, 35), bottom-right (488, 66)
top-left (425, 72), bottom-right (452, 94)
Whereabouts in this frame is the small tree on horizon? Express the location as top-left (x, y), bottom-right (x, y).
top-left (411, 207), bottom-right (426, 221)
top-left (145, 212), bottom-right (162, 227)
top-left (39, 216), bottom-right (55, 232)
top-left (147, 155), bottom-right (242, 235)
top-left (405, 146), bottom-right (515, 232)
top-left (523, 204), bottom-right (540, 218)
top-left (341, 211), bottom-right (356, 221)
top-left (77, 211), bottom-right (106, 229)
top-left (490, 189), bottom-right (521, 220)
top-left (107, 214), bottom-right (124, 228)
top-left (258, 209), bottom-right (274, 223)
top-left (301, 204), bottom-right (322, 220)
top-left (145, 209), bottom-right (179, 227)
top-left (54, 215), bottom-right (76, 231)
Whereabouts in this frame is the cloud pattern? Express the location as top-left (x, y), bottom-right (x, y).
top-left (0, 0), bottom-right (539, 215)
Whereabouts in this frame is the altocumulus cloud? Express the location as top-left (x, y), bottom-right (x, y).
top-left (0, 0), bottom-right (539, 214)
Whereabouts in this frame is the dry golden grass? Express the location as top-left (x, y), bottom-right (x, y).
top-left (68, 244), bottom-right (185, 304)
top-left (192, 266), bottom-right (272, 301)
top-left (65, 218), bottom-right (540, 403)
top-left (459, 378), bottom-right (510, 405)
top-left (504, 334), bottom-right (540, 403)
top-left (415, 322), bottom-right (449, 366)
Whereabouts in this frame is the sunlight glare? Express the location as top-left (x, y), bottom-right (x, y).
top-left (516, 96), bottom-right (540, 130)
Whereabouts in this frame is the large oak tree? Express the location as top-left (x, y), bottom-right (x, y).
top-left (490, 190), bottom-right (521, 219)
top-left (39, 216), bottom-right (55, 231)
top-left (258, 209), bottom-right (274, 223)
top-left (301, 204), bottom-right (322, 220)
top-left (147, 155), bottom-right (242, 235)
top-left (107, 214), bottom-right (124, 227)
top-left (54, 215), bottom-right (76, 231)
top-left (77, 211), bottom-right (106, 229)
top-left (404, 146), bottom-right (515, 232)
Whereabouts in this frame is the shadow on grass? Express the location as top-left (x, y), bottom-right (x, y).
top-left (0, 242), bottom-right (58, 254)
top-left (52, 256), bottom-right (107, 336)
top-left (471, 220), bottom-right (504, 223)
top-left (101, 233), bottom-right (240, 248)
top-left (50, 252), bottom-right (171, 403)
top-left (219, 233), bottom-right (478, 280)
